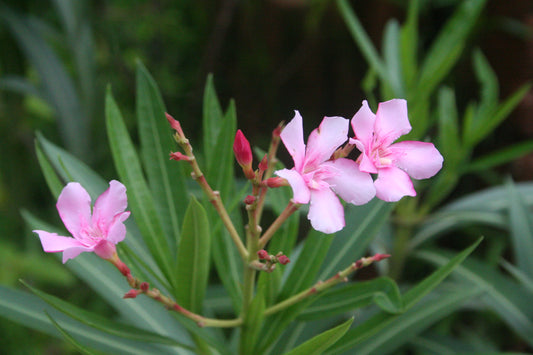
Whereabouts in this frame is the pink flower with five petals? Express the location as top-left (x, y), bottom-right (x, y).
top-left (350, 99), bottom-right (443, 202)
top-left (33, 180), bottom-right (130, 263)
top-left (276, 111), bottom-right (376, 234)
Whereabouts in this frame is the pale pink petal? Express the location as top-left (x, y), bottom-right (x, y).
top-left (375, 99), bottom-right (411, 145)
top-left (62, 246), bottom-right (95, 263)
top-left (93, 240), bottom-right (117, 259)
top-left (305, 116), bottom-right (349, 168)
top-left (280, 111), bottom-right (306, 171)
top-left (350, 100), bottom-right (375, 145)
top-left (92, 180), bottom-right (128, 233)
top-left (106, 211), bottom-right (131, 243)
top-left (275, 168), bottom-right (311, 204)
top-left (389, 141), bottom-right (443, 179)
top-left (34, 230), bottom-right (84, 252)
top-left (307, 188), bottom-right (345, 234)
top-left (374, 166), bottom-right (416, 202)
top-left (56, 183), bottom-right (92, 240)
top-left (322, 158), bottom-right (376, 205)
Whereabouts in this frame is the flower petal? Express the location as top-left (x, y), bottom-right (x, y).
top-left (305, 116), bottom-right (349, 168)
top-left (308, 188), bottom-right (345, 234)
top-left (56, 183), bottom-right (92, 240)
top-left (322, 158), bottom-right (376, 205)
top-left (280, 111), bottom-right (306, 171)
top-left (92, 180), bottom-right (128, 234)
top-left (389, 141), bottom-right (443, 179)
top-left (350, 100), bottom-right (375, 145)
top-left (275, 168), bottom-right (311, 204)
top-left (374, 166), bottom-right (416, 202)
top-left (106, 211), bottom-right (131, 244)
top-left (375, 99), bottom-right (411, 145)
top-left (93, 240), bottom-right (117, 259)
top-left (34, 230), bottom-right (83, 252)
top-left (62, 246), bottom-right (94, 263)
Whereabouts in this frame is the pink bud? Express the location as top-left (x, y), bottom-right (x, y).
top-left (233, 130), bottom-right (253, 168)
top-left (257, 249), bottom-right (269, 259)
top-left (140, 282), bottom-right (150, 292)
top-left (373, 253), bottom-right (391, 262)
top-left (169, 152), bottom-right (191, 161)
top-left (272, 124), bottom-right (283, 138)
top-left (278, 255), bottom-right (290, 265)
top-left (123, 289), bottom-right (139, 299)
top-left (259, 154), bottom-right (268, 172)
top-left (244, 195), bottom-right (256, 205)
top-left (166, 113), bottom-right (184, 137)
top-left (266, 177), bottom-right (287, 188)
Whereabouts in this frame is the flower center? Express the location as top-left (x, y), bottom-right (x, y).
top-left (370, 138), bottom-right (392, 168)
top-left (302, 165), bottom-right (339, 191)
top-left (79, 225), bottom-right (105, 247)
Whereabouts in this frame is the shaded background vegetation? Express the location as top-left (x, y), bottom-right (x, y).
top-left (0, 0), bottom-right (532, 353)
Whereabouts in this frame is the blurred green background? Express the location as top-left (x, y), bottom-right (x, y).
top-left (0, 0), bottom-right (532, 353)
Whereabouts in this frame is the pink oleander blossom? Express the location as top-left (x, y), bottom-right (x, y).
top-left (33, 180), bottom-right (130, 263)
top-left (276, 111), bottom-right (376, 234)
top-left (350, 99), bottom-right (443, 202)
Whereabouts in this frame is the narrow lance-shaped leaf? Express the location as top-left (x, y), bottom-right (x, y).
top-left (105, 87), bottom-right (175, 288)
top-left (175, 196), bottom-right (211, 313)
top-left (202, 74), bottom-right (224, 168)
top-left (240, 287), bottom-right (266, 354)
top-left (136, 61), bottom-right (188, 253)
top-left (286, 317), bottom-right (353, 355)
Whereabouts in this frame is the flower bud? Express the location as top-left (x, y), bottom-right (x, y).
top-left (169, 151), bottom-right (191, 162)
top-left (123, 289), bottom-right (140, 299)
top-left (140, 282), bottom-right (150, 292)
top-left (278, 255), bottom-right (290, 265)
top-left (373, 253), bottom-right (391, 262)
top-left (266, 177), bottom-right (287, 188)
top-left (257, 249), bottom-right (269, 260)
top-left (259, 154), bottom-right (268, 172)
top-left (244, 195), bottom-right (256, 205)
top-left (166, 113), bottom-right (185, 137)
top-left (233, 130), bottom-right (253, 167)
top-left (272, 123), bottom-right (283, 138)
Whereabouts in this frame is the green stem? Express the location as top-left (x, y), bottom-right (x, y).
top-left (264, 254), bottom-right (390, 316)
top-left (259, 201), bottom-right (300, 248)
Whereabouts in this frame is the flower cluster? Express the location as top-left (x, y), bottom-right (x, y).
top-left (275, 99), bottom-right (443, 234)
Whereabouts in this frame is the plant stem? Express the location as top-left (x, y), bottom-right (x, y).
top-left (259, 201), bottom-right (300, 248)
top-left (264, 253), bottom-right (390, 316)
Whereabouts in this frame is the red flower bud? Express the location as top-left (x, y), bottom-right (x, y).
top-left (169, 152), bottom-right (191, 161)
top-left (266, 177), bottom-right (287, 188)
top-left (259, 154), bottom-right (268, 172)
top-left (278, 255), bottom-right (290, 265)
top-left (272, 123), bottom-right (283, 138)
top-left (244, 195), bottom-right (256, 205)
top-left (233, 130), bottom-right (253, 168)
top-left (123, 289), bottom-right (139, 299)
top-left (140, 282), bottom-right (150, 292)
top-left (166, 113), bottom-right (185, 137)
top-left (373, 253), bottom-right (391, 262)
top-left (257, 249), bottom-right (269, 260)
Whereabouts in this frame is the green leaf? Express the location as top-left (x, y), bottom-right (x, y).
top-left (437, 86), bottom-right (461, 167)
top-left (333, 285), bottom-right (481, 355)
top-left (21, 281), bottom-right (189, 347)
top-left (44, 311), bottom-right (101, 355)
top-left (0, 286), bottom-right (183, 354)
top-left (35, 139), bottom-right (63, 198)
top-left (319, 200), bottom-right (393, 281)
top-left (1, 6), bottom-right (89, 158)
top-left (399, 0), bottom-right (419, 90)
top-left (336, 0), bottom-right (388, 84)
top-left (463, 141), bottom-right (533, 173)
top-left (176, 196), bottom-right (211, 312)
top-left (324, 239), bottom-right (481, 353)
top-left (506, 180), bottom-right (533, 279)
top-left (297, 277), bottom-right (403, 321)
top-left (202, 74), bottom-right (225, 168)
top-left (285, 317), bottom-right (353, 355)
top-left (136, 61), bottom-right (188, 253)
top-left (105, 87), bottom-right (174, 287)
top-left (416, 249), bottom-right (533, 347)
top-left (417, 0), bottom-right (487, 99)
top-left (240, 287), bottom-right (266, 353)
top-left (382, 19), bottom-right (404, 98)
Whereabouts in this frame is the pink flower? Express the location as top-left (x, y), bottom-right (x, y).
top-left (33, 180), bottom-right (130, 263)
top-left (276, 111), bottom-right (375, 234)
top-left (350, 99), bottom-right (443, 202)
